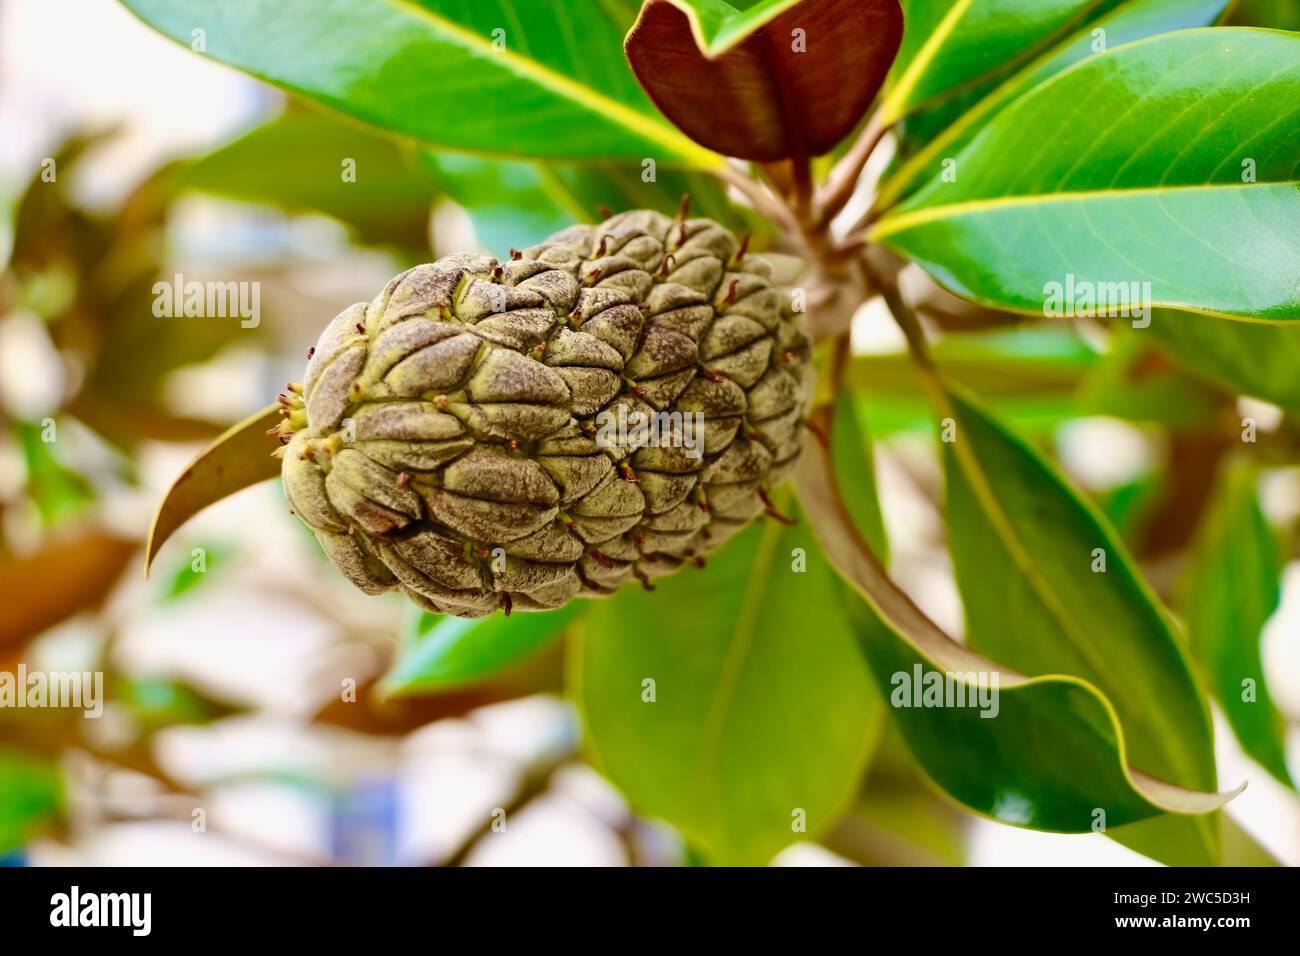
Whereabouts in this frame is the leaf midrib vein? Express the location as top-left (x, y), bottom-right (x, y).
top-left (387, 0), bottom-right (717, 163)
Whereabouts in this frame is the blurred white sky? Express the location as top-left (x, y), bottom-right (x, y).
top-left (0, 0), bottom-right (264, 212)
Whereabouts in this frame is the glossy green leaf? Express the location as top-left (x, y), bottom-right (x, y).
top-left (878, 0), bottom-right (1233, 209)
top-left (1145, 309), bottom-right (1300, 411)
top-left (183, 108), bottom-right (438, 251)
top-left (571, 512), bottom-right (878, 865)
top-left (878, 0), bottom-right (1103, 123)
top-left (941, 390), bottom-right (1216, 787)
top-left (0, 748), bottom-right (63, 853)
top-left (420, 152), bottom-right (752, 257)
top-left (1181, 461), bottom-right (1295, 789)
top-left (938, 388), bottom-right (1228, 860)
top-left (120, 0), bottom-right (716, 165)
top-left (382, 603), bottom-right (584, 696)
top-left (795, 436), bottom-right (1240, 835)
top-left (874, 29), bottom-right (1300, 321)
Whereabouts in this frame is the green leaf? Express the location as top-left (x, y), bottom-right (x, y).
top-left (420, 152), bottom-right (752, 257)
top-left (626, 0), bottom-right (902, 159)
top-left (145, 404), bottom-right (283, 575)
top-left (182, 108), bottom-right (438, 251)
top-left (938, 388), bottom-right (1229, 861)
top-left (878, 0), bottom-right (1233, 209)
top-left (848, 327), bottom-right (1098, 439)
top-left (873, 29), bottom-right (1300, 321)
top-left (794, 434), bottom-right (1241, 835)
top-left (879, 0), bottom-right (1104, 123)
top-left (382, 603), bottom-right (584, 696)
top-left (119, 0), bottom-right (716, 165)
top-left (1230, 0), bottom-right (1300, 30)
top-left (14, 420), bottom-right (95, 529)
top-left (1181, 461), bottom-right (1295, 789)
top-left (571, 511), bottom-right (879, 865)
top-left (941, 390), bottom-right (1216, 787)
top-left (849, 326), bottom-right (1098, 400)
top-left (0, 748), bottom-right (63, 853)
top-left (1145, 308), bottom-right (1300, 411)
top-left (835, 726), bottom-right (967, 866)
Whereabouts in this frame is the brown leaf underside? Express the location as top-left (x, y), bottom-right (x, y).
top-left (625, 0), bottom-right (903, 161)
top-left (0, 531), bottom-right (138, 652)
top-left (144, 403), bottom-right (284, 574)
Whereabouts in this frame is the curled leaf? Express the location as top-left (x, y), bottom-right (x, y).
top-left (794, 412), bottom-right (1242, 830)
top-left (144, 403), bottom-right (283, 575)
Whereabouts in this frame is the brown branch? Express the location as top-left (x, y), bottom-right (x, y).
top-left (816, 115), bottom-right (891, 229)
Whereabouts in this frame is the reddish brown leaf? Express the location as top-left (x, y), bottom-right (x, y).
top-left (625, 0), bottom-right (903, 160)
top-left (0, 531), bottom-right (137, 649)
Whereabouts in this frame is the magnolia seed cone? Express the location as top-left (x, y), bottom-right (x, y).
top-left (276, 209), bottom-right (813, 618)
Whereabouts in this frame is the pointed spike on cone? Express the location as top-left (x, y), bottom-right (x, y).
top-left (676, 194), bottom-right (690, 221)
top-left (597, 204), bottom-right (613, 220)
top-left (734, 231), bottom-right (751, 264)
top-left (720, 278), bottom-right (740, 306)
